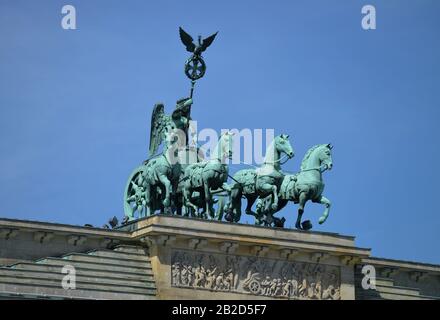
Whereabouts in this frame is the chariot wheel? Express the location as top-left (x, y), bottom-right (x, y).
top-left (248, 280), bottom-right (261, 295)
top-left (124, 165), bottom-right (148, 221)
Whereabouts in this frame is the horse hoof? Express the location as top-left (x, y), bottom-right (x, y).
top-left (271, 204), bottom-right (278, 210)
top-left (274, 218), bottom-right (285, 228)
top-left (301, 220), bottom-right (313, 230)
top-left (318, 217), bottom-right (326, 224)
top-left (279, 217), bottom-right (286, 228)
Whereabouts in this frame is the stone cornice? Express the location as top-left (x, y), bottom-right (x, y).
top-left (125, 215), bottom-right (371, 259)
top-left (362, 257), bottom-right (440, 275)
top-left (0, 218), bottom-right (131, 241)
top-left (123, 214), bottom-right (356, 240)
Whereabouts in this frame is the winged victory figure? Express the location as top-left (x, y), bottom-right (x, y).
top-left (149, 97), bottom-right (193, 157)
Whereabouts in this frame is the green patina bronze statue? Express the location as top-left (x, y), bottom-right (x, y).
top-left (224, 134), bottom-right (294, 226)
top-left (149, 97), bottom-right (193, 156)
top-left (124, 97), bottom-right (203, 219)
top-left (252, 144), bottom-right (333, 230)
top-left (179, 27), bottom-right (218, 83)
top-left (181, 131), bottom-right (234, 219)
top-left (123, 28), bottom-right (334, 230)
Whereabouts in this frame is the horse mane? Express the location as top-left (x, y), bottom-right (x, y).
top-left (300, 144), bottom-right (326, 170)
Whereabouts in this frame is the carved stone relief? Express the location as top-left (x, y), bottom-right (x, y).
top-left (171, 250), bottom-right (341, 299)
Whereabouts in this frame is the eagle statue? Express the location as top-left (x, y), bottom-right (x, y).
top-left (179, 27), bottom-right (218, 58)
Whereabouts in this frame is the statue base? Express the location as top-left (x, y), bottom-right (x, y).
top-left (120, 215), bottom-right (370, 300)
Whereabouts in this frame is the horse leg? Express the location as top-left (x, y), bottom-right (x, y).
top-left (255, 197), bottom-right (266, 215)
top-left (224, 183), bottom-right (236, 211)
top-left (245, 195), bottom-right (260, 224)
top-left (216, 183), bottom-right (231, 221)
top-left (275, 199), bottom-right (288, 212)
top-left (295, 192), bottom-right (308, 229)
top-left (158, 174), bottom-right (172, 210)
top-left (260, 183), bottom-right (279, 210)
top-left (175, 196), bottom-right (182, 216)
top-left (316, 195), bottom-right (331, 224)
top-left (204, 182), bottom-right (214, 219)
top-left (215, 197), bottom-right (225, 221)
top-left (171, 181), bottom-right (180, 215)
top-left (144, 184), bottom-right (152, 217)
top-left (183, 184), bottom-right (198, 215)
top-left (245, 195), bottom-right (257, 216)
top-left (271, 199), bottom-right (287, 228)
top-left (226, 184), bottom-right (241, 222)
top-left (221, 182), bottom-right (232, 211)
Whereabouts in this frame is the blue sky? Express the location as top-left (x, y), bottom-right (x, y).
top-left (0, 0), bottom-right (439, 264)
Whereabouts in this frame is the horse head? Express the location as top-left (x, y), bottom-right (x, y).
top-left (300, 143), bottom-right (333, 172)
top-left (319, 143), bottom-right (333, 171)
top-left (274, 134), bottom-right (294, 159)
top-left (218, 131), bottom-right (235, 161)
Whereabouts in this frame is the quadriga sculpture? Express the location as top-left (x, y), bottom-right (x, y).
top-left (224, 134), bottom-right (294, 225)
top-left (256, 144), bottom-right (333, 230)
top-left (181, 131), bottom-right (234, 219)
top-left (124, 29), bottom-right (336, 230)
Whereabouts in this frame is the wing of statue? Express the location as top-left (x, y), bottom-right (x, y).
top-left (179, 27), bottom-right (196, 53)
top-left (149, 103), bottom-right (166, 156)
top-left (200, 31), bottom-right (218, 52)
